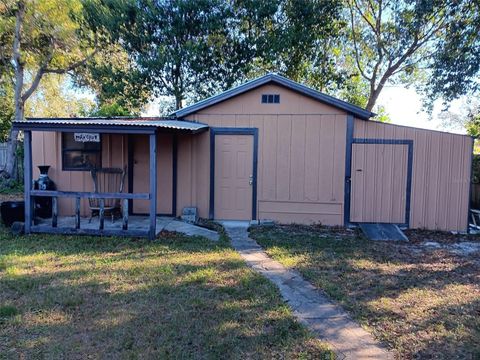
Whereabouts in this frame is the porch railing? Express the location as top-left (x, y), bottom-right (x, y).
top-left (30, 190), bottom-right (151, 237)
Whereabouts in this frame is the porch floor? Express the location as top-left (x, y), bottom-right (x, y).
top-left (35, 216), bottom-right (219, 241)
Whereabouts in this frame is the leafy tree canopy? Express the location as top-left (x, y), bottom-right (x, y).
top-left (343, 0), bottom-right (477, 113)
top-left (24, 74), bottom-right (95, 117)
top-left (0, 0), bottom-right (103, 178)
top-left (86, 0), bottom-right (344, 110)
top-left (424, 1), bottom-right (480, 108)
top-left (73, 43), bottom-right (150, 115)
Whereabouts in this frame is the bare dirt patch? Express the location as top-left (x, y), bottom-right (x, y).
top-left (404, 228), bottom-right (480, 245)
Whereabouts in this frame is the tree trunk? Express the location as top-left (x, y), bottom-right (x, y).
top-left (365, 81), bottom-right (385, 112)
top-left (2, 1), bottom-right (25, 179)
top-left (175, 93), bottom-right (183, 110)
top-left (365, 91), bottom-right (380, 112)
top-left (5, 92), bottom-right (23, 178)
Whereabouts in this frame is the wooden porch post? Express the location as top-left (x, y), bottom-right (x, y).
top-left (149, 132), bottom-right (157, 240)
top-left (24, 130), bottom-right (32, 234)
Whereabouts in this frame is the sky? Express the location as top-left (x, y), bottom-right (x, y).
top-left (377, 86), bottom-right (466, 134)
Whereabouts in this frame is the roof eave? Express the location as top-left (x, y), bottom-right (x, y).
top-left (12, 121), bottom-right (158, 134)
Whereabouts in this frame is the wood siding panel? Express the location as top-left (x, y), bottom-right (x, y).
top-left (276, 116), bottom-right (291, 201)
top-left (185, 109), bottom-right (348, 225)
top-left (353, 120), bottom-right (472, 231)
top-left (290, 115), bottom-right (306, 201)
top-left (194, 131), bottom-right (210, 218)
top-left (176, 134), bottom-right (193, 216)
top-left (195, 84), bottom-right (348, 116)
top-left (132, 134), bottom-right (173, 214)
top-left (262, 115), bottom-right (277, 201)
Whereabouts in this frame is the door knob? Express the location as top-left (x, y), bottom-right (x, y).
top-left (249, 175), bottom-right (253, 185)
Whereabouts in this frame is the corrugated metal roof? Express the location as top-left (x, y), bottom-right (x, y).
top-left (173, 73), bottom-right (375, 120)
top-left (14, 117), bottom-right (209, 132)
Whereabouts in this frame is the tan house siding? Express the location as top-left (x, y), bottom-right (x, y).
top-left (181, 83), bottom-right (349, 225)
top-left (192, 83), bottom-right (347, 116)
top-left (354, 119), bottom-right (472, 231)
top-left (130, 134), bottom-right (173, 214)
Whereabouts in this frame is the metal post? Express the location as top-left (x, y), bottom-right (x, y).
top-left (23, 130), bottom-right (32, 234)
top-left (149, 132), bottom-right (157, 240)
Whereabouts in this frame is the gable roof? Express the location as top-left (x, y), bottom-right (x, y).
top-left (173, 73), bottom-right (375, 120)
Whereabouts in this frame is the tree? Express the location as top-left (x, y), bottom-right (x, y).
top-left (346, 0), bottom-right (467, 112)
top-left (0, 80), bottom-right (14, 142)
top-left (24, 74), bottom-right (95, 118)
top-left (112, 0), bottom-right (240, 110)
top-left (90, 0), bottom-right (344, 110)
top-left (438, 100), bottom-right (480, 136)
top-left (0, 0), bottom-right (98, 179)
top-left (248, 0), bottom-right (344, 92)
top-left (424, 1), bottom-right (480, 107)
top-left (73, 43), bottom-right (151, 115)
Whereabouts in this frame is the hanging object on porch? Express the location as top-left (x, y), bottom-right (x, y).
top-left (34, 165), bottom-right (56, 218)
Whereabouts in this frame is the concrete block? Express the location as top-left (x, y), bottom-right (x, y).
top-left (181, 207), bottom-right (198, 224)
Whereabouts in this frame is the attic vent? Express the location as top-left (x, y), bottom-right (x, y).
top-left (261, 94), bottom-right (280, 104)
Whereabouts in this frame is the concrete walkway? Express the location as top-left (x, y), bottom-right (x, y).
top-left (222, 221), bottom-right (390, 359)
top-left (159, 217), bottom-right (219, 241)
top-left (38, 216), bottom-right (219, 241)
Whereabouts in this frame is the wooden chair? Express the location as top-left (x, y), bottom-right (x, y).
top-left (89, 167), bottom-right (126, 223)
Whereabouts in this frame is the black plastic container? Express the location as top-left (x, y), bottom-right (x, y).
top-left (1, 201), bottom-right (25, 227)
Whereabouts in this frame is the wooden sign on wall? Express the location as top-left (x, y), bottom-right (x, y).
top-left (74, 133), bottom-right (100, 142)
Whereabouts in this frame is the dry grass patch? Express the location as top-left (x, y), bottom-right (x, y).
top-left (250, 224), bottom-right (480, 359)
top-left (0, 228), bottom-right (334, 359)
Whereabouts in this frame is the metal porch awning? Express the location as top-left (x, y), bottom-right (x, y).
top-left (12, 117), bottom-right (209, 134)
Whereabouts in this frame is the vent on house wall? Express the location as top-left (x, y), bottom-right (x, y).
top-left (261, 94), bottom-right (280, 104)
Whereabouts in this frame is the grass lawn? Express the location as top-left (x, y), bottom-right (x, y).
top-left (249, 224), bottom-right (480, 359)
top-left (0, 228), bottom-right (333, 359)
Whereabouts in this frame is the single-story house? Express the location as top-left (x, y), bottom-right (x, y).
top-left (13, 73), bottom-right (473, 239)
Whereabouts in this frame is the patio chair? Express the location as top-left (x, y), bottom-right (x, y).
top-left (89, 167), bottom-right (126, 223)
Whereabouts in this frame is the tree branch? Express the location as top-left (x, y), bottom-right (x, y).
top-left (20, 42), bottom-right (55, 102)
top-left (349, 3), bottom-right (371, 81)
top-left (44, 49), bottom-right (98, 75)
top-left (352, 0), bottom-right (377, 35)
top-left (12, 1), bottom-right (24, 72)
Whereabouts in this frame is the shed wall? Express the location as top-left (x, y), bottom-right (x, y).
top-left (354, 120), bottom-right (472, 231)
top-left (180, 83), bottom-right (348, 225)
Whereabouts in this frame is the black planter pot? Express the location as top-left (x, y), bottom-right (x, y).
top-left (1, 201), bottom-right (25, 227)
top-left (34, 165), bottom-right (56, 218)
